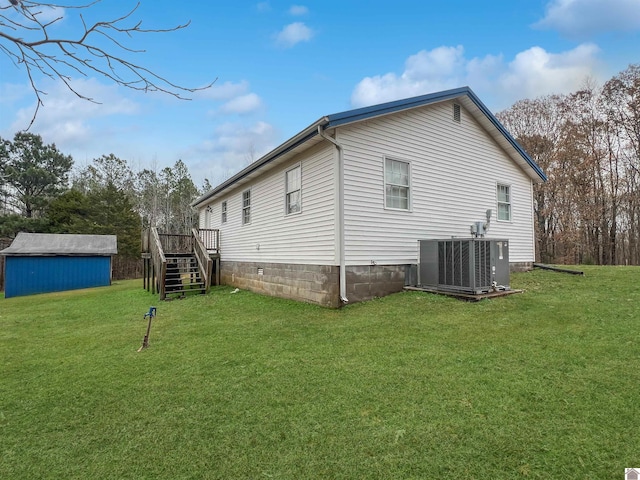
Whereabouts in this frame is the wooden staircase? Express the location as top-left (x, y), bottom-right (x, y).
top-left (165, 253), bottom-right (206, 297)
top-left (142, 228), bottom-right (220, 300)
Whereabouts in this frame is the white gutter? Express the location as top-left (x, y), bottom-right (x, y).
top-left (317, 125), bottom-right (348, 304)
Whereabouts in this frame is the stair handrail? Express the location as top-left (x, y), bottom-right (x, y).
top-left (192, 228), bottom-right (212, 293)
top-left (150, 227), bottom-right (167, 300)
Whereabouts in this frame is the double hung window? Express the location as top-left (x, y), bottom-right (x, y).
top-left (286, 165), bottom-right (301, 214)
top-left (385, 158), bottom-right (410, 210)
top-left (242, 190), bottom-right (251, 225)
top-left (497, 184), bottom-right (511, 221)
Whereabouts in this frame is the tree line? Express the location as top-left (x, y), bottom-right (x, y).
top-left (0, 133), bottom-right (207, 280)
top-left (497, 64), bottom-right (640, 266)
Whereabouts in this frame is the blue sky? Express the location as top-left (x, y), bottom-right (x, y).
top-left (1, 0), bottom-right (639, 187)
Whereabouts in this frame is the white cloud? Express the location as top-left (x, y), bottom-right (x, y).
top-left (33, 5), bottom-right (65, 24)
top-left (4, 4), bottom-right (64, 23)
top-left (351, 44), bottom-right (602, 110)
top-left (212, 121), bottom-right (275, 153)
top-left (196, 80), bottom-right (250, 101)
top-left (500, 44), bottom-right (601, 99)
top-left (289, 5), bottom-right (309, 16)
top-left (405, 46), bottom-right (466, 79)
top-left (0, 82), bottom-right (32, 104)
top-left (465, 54), bottom-right (504, 92)
top-left (197, 81), bottom-right (263, 116)
top-left (187, 121), bottom-right (279, 185)
top-left (534, 0), bottom-right (640, 37)
top-left (275, 22), bottom-right (314, 47)
top-left (219, 93), bottom-right (263, 114)
top-left (351, 46), bottom-right (467, 107)
top-left (7, 77), bottom-right (138, 148)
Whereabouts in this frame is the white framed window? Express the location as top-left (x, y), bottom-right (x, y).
top-left (497, 184), bottom-right (511, 221)
top-left (384, 157), bottom-right (410, 210)
top-left (221, 201), bottom-right (227, 223)
top-left (242, 190), bottom-right (251, 225)
top-left (285, 165), bottom-right (301, 214)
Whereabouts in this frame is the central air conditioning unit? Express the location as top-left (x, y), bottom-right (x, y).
top-left (418, 238), bottom-right (510, 294)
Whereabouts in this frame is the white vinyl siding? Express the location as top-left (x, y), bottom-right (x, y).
top-left (242, 190), bottom-right (251, 225)
top-left (199, 100), bottom-right (537, 267)
top-left (201, 142), bottom-right (336, 264)
top-left (497, 184), bottom-right (511, 221)
top-left (339, 100), bottom-right (536, 264)
top-left (286, 165), bottom-right (301, 214)
top-left (384, 157), bottom-right (410, 210)
top-left (199, 208), bottom-right (206, 229)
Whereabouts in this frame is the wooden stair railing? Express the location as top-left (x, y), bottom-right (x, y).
top-left (164, 254), bottom-right (206, 296)
top-left (143, 227), bottom-right (215, 300)
top-left (150, 227), bottom-right (167, 300)
top-left (192, 228), bottom-right (213, 292)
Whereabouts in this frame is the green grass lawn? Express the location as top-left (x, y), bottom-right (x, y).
top-left (1, 267), bottom-right (639, 479)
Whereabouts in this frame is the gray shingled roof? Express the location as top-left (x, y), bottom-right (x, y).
top-left (0, 233), bottom-right (118, 256)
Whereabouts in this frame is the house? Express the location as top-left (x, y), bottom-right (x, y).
top-left (1, 233), bottom-right (117, 298)
top-left (192, 86), bottom-right (546, 307)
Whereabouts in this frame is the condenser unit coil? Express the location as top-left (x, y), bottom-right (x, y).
top-left (418, 238), bottom-right (510, 294)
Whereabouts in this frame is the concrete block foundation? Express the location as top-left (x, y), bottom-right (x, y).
top-left (220, 261), bottom-right (532, 308)
top-left (220, 261), bottom-right (340, 308)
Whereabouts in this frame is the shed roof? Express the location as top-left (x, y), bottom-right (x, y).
top-left (0, 233), bottom-right (118, 256)
top-left (192, 86), bottom-right (546, 208)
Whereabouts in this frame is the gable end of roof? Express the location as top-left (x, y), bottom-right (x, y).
top-left (325, 87), bottom-right (471, 128)
top-left (192, 86), bottom-right (547, 207)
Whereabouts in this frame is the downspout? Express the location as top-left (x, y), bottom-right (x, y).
top-left (317, 125), bottom-right (348, 304)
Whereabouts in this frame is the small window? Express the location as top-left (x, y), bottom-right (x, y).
top-left (221, 201), bottom-right (227, 223)
top-left (497, 184), bottom-right (511, 221)
top-left (242, 190), bottom-right (251, 225)
top-left (384, 157), bottom-right (410, 210)
top-left (286, 165), bottom-right (301, 214)
top-left (453, 103), bottom-right (461, 122)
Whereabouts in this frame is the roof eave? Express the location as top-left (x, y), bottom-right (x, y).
top-left (325, 86), bottom-right (472, 128)
top-left (326, 86), bottom-right (546, 183)
top-left (192, 86), bottom-right (546, 207)
top-left (192, 116), bottom-right (329, 207)
top-left (463, 90), bottom-right (547, 183)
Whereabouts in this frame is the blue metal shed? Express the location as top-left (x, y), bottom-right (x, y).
top-left (1, 233), bottom-right (117, 298)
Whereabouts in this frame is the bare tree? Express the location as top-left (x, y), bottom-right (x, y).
top-left (0, 0), bottom-right (215, 128)
top-left (244, 142), bottom-right (257, 165)
top-left (497, 95), bottom-right (565, 263)
top-left (498, 64), bottom-right (640, 266)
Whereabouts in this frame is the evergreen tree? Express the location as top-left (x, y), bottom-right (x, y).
top-left (0, 132), bottom-right (73, 218)
top-left (47, 190), bottom-right (92, 234)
